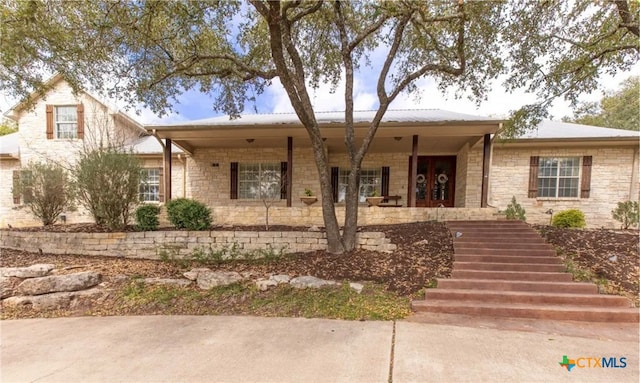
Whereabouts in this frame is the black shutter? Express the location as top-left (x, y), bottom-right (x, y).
top-left (581, 156), bottom-right (592, 198)
top-left (331, 167), bottom-right (339, 202)
top-left (381, 166), bottom-right (390, 197)
top-left (230, 162), bottom-right (238, 199)
top-left (280, 161), bottom-right (287, 199)
top-left (528, 156), bottom-right (539, 198)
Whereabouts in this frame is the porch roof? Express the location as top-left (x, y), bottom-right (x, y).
top-left (147, 109), bottom-right (503, 154)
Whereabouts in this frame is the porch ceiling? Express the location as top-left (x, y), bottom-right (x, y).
top-left (150, 122), bottom-right (499, 154)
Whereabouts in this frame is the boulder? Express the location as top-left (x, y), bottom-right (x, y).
top-left (255, 279), bottom-right (278, 291)
top-left (1, 264), bottom-right (55, 278)
top-left (144, 278), bottom-right (192, 287)
top-left (16, 271), bottom-right (101, 296)
top-left (289, 276), bottom-right (338, 289)
top-left (3, 288), bottom-right (104, 311)
top-left (183, 268), bottom-right (211, 281)
top-left (349, 282), bottom-right (364, 294)
top-left (269, 274), bottom-right (291, 284)
top-left (1, 276), bottom-right (21, 299)
top-left (197, 271), bottom-right (243, 290)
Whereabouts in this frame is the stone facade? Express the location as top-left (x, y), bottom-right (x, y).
top-left (0, 229), bottom-right (398, 259)
top-left (490, 145), bottom-right (640, 228)
top-left (0, 79), bottom-right (185, 227)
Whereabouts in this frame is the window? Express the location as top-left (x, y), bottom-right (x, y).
top-left (55, 106), bottom-right (78, 139)
top-left (139, 168), bottom-right (160, 202)
top-left (12, 170), bottom-right (33, 204)
top-left (537, 157), bottom-right (580, 198)
top-left (338, 168), bottom-right (381, 202)
top-left (238, 163), bottom-right (281, 199)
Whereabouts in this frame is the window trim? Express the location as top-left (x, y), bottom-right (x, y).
top-left (53, 105), bottom-right (79, 140)
top-left (139, 168), bottom-right (161, 203)
top-left (235, 162), bottom-right (285, 200)
top-left (536, 156), bottom-right (582, 199)
top-left (336, 167), bottom-right (382, 203)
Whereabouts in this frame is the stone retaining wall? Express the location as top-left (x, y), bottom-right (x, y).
top-left (0, 230), bottom-right (396, 260)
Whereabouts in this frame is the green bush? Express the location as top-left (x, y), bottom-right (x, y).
top-left (611, 201), bottom-right (639, 229)
top-left (74, 149), bottom-right (142, 230)
top-left (552, 209), bottom-right (586, 228)
top-left (135, 204), bottom-right (161, 231)
top-left (14, 161), bottom-right (72, 226)
top-left (504, 196), bottom-right (526, 221)
top-left (166, 198), bottom-right (212, 230)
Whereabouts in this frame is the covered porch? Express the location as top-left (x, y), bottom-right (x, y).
top-left (146, 110), bottom-right (502, 224)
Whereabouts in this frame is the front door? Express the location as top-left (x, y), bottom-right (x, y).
top-left (409, 156), bottom-right (456, 207)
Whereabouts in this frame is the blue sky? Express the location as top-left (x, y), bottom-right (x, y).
top-left (2, 63), bottom-right (637, 125)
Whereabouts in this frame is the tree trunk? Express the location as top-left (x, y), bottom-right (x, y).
top-left (342, 165), bottom-right (361, 251)
top-left (310, 136), bottom-right (345, 254)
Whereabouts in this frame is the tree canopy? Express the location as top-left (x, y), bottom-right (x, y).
top-left (1, 0), bottom-right (638, 252)
top-left (563, 76), bottom-right (639, 131)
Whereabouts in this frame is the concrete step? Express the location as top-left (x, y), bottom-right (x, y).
top-left (411, 300), bottom-right (639, 322)
top-left (447, 220), bottom-right (529, 227)
top-left (423, 289), bottom-right (632, 307)
top-left (451, 270), bottom-right (572, 282)
top-left (451, 230), bottom-right (544, 242)
top-left (454, 242), bottom-right (553, 250)
top-left (454, 262), bottom-right (564, 272)
top-left (454, 248), bottom-right (557, 256)
top-left (455, 254), bottom-right (562, 264)
top-left (437, 278), bottom-right (598, 294)
top-left (453, 236), bottom-right (548, 248)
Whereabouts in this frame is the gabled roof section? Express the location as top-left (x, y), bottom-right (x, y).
top-left (4, 74), bottom-right (146, 135)
top-left (128, 135), bottom-right (183, 155)
top-left (148, 109), bottom-right (502, 129)
top-left (0, 132), bottom-right (19, 159)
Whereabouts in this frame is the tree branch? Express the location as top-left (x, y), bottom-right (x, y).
top-left (613, 0), bottom-right (639, 37)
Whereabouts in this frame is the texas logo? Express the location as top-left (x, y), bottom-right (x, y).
top-left (559, 355), bottom-right (627, 372)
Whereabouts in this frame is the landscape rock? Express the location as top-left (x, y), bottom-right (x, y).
top-left (197, 271), bottom-right (243, 290)
top-left (308, 225), bottom-right (321, 232)
top-left (2, 288), bottom-right (104, 310)
top-left (269, 274), bottom-right (291, 284)
top-left (183, 268), bottom-right (211, 281)
top-left (1, 264), bottom-right (55, 278)
top-left (1, 276), bottom-right (21, 299)
top-left (289, 276), bottom-right (338, 289)
top-left (349, 282), bottom-right (364, 294)
top-left (255, 279), bottom-right (278, 291)
top-left (412, 239), bottom-right (429, 246)
top-left (16, 271), bottom-right (101, 296)
top-left (144, 278), bottom-right (192, 287)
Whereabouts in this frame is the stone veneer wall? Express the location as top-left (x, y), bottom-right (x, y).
top-left (0, 230), bottom-right (397, 260)
top-left (490, 145), bottom-right (639, 228)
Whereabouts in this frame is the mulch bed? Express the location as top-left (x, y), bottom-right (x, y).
top-left (535, 225), bottom-right (639, 303)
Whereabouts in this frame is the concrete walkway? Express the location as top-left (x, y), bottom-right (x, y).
top-left (1, 315), bottom-right (638, 383)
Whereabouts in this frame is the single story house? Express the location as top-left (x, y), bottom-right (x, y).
top-left (1, 77), bottom-right (637, 228)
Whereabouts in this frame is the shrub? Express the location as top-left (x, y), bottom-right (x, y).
top-left (135, 204), bottom-right (161, 231)
top-left (74, 149), bottom-right (142, 230)
top-left (611, 201), bottom-right (639, 229)
top-left (14, 161), bottom-right (72, 226)
top-left (166, 198), bottom-right (212, 230)
top-left (552, 209), bottom-right (586, 228)
top-left (504, 196), bottom-right (526, 221)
